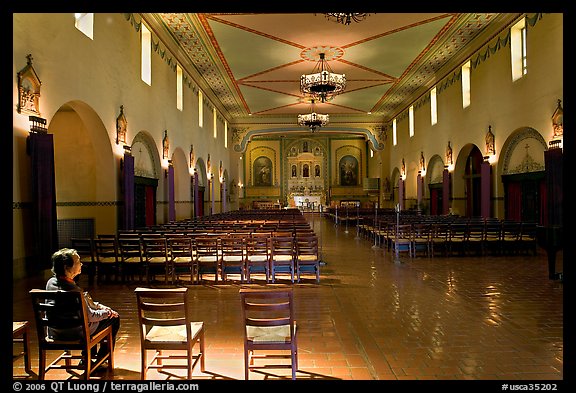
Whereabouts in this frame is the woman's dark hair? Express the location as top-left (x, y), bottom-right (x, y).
top-left (51, 248), bottom-right (78, 276)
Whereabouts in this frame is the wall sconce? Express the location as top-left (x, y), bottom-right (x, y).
top-left (116, 105), bottom-right (127, 145)
top-left (29, 115), bottom-right (47, 134)
top-left (165, 159), bottom-right (172, 178)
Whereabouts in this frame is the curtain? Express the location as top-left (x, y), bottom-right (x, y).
top-left (506, 181), bottom-right (522, 221)
top-left (27, 132), bottom-right (58, 269)
top-left (145, 186), bottom-right (155, 227)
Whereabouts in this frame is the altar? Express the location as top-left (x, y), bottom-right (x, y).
top-left (293, 195), bottom-right (322, 211)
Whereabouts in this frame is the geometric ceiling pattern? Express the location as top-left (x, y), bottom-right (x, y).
top-left (154, 13), bottom-right (518, 126)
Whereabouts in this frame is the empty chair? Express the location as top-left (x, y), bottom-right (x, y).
top-left (448, 222), bottom-right (468, 256)
top-left (294, 233), bottom-right (320, 283)
top-left (484, 220), bottom-right (503, 255)
top-left (391, 224), bottom-right (413, 258)
top-left (167, 234), bottom-right (196, 284)
top-left (411, 223), bottom-right (431, 257)
top-left (142, 236), bottom-right (171, 284)
top-left (94, 236), bottom-right (119, 282)
top-left (502, 221), bottom-right (521, 255)
top-left (519, 222), bottom-right (538, 255)
top-left (270, 234), bottom-right (295, 283)
top-left (135, 287), bottom-right (205, 380)
top-left (118, 235), bottom-right (145, 282)
top-left (466, 221), bottom-right (486, 255)
top-left (220, 234), bottom-right (246, 282)
top-left (245, 233), bottom-right (271, 283)
top-left (71, 238), bottom-right (96, 283)
top-left (194, 236), bottom-right (220, 283)
top-left (13, 321), bottom-right (33, 376)
top-left (30, 289), bottom-right (114, 380)
top-left (239, 287), bottom-right (298, 380)
top-left (430, 222), bottom-right (449, 256)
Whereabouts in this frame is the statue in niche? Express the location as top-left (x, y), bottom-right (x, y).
top-left (162, 130), bottom-right (169, 159)
top-left (291, 165), bottom-right (297, 177)
top-left (290, 146), bottom-right (297, 156)
top-left (419, 151), bottom-right (425, 172)
top-left (446, 141), bottom-right (453, 166)
top-left (552, 99), bottom-right (563, 137)
top-left (485, 126), bottom-right (495, 156)
top-left (303, 164), bottom-right (310, 178)
top-left (303, 141), bottom-right (309, 152)
top-left (116, 105), bottom-right (127, 145)
top-left (314, 147), bottom-right (321, 156)
top-left (315, 164), bottom-right (320, 177)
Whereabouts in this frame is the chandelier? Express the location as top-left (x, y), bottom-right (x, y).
top-left (298, 100), bottom-right (329, 132)
top-left (300, 52), bottom-right (346, 103)
top-left (324, 13), bottom-right (370, 25)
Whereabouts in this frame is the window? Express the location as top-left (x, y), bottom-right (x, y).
top-left (224, 121), bottom-right (228, 148)
top-left (176, 65), bottom-right (183, 111)
top-left (511, 17), bottom-right (527, 81)
top-left (74, 13), bottom-right (94, 39)
top-left (430, 87), bottom-right (437, 125)
top-left (462, 60), bottom-right (471, 108)
top-left (198, 90), bottom-right (203, 127)
top-left (213, 107), bottom-right (217, 139)
top-left (141, 24), bottom-right (152, 86)
top-left (409, 105), bottom-right (414, 137)
top-left (392, 118), bottom-right (397, 146)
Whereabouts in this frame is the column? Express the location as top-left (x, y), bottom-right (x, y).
top-left (168, 164), bottom-right (175, 222)
top-left (442, 168), bottom-right (450, 215)
top-left (122, 152), bottom-right (135, 230)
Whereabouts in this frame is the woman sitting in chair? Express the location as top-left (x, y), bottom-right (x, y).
top-left (46, 248), bottom-right (120, 366)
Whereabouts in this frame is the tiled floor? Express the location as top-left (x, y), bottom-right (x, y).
top-left (12, 213), bottom-right (564, 382)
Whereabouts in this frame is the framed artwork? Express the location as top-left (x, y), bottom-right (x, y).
top-left (254, 156), bottom-right (272, 186)
top-left (339, 155), bottom-right (358, 186)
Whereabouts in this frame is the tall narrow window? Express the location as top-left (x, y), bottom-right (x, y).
top-left (141, 24), bottom-right (152, 86)
top-left (198, 90), bottom-right (203, 128)
top-left (409, 105), bottom-right (414, 137)
top-left (430, 87), bottom-right (437, 125)
top-left (176, 65), bottom-right (183, 111)
top-left (213, 107), bottom-right (217, 139)
top-left (511, 17), bottom-right (527, 81)
top-left (462, 60), bottom-right (471, 108)
top-left (392, 118), bottom-right (397, 146)
top-left (224, 121), bottom-right (228, 148)
top-left (74, 13), bottom-right (94, 39)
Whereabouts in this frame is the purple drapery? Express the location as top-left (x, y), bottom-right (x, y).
top-left (398, 178), bottom-right (404, 210)
top-left (27, 132), bottom-right (58, 269)
top-left (505, 182), bottom-right (522, 221)
top-left (442, 169), bottom-right (450, 215)
top-left (416, 174), bottom-right (422, 209)
top-left (123, 153), bottom-right (135, 230)
top-left (544, 148), bottom-right (563, 226)
top-left (193, 171), bottom-right (200, 217)
top-left (168, 166), bottom-right (175, 222)
top-left (481, 161), bottom-right (491, 218)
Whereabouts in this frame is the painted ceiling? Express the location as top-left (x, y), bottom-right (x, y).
top-left (148, 13), bottom-right (519, 129)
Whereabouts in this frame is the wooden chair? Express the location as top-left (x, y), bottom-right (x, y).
top-left (142, 235), bottom-right (171, 284)
top-left (118, 235), bottom-right (145, 282)
top-left (411, 223), bottom-right (431, 257)
top-left (30, 289), bottom-right (114, 380)
top-left (94, 235), bottom-right (119, 282)
top-left (239, 287), bottom-right (298, 380)
top-left (220, 234), bottom-right (246, 282)
top-left (245, 233), bottom-right (271, 283)
top-left (13, 321), bottom-right (33, 376)
top-left (502, 221), bottom-right (521, 255)
top-left (430, 222), bottom-right (449, 256)
top-left (294, 233), bottom-right (320, 283)
top-left (391, 224), bottom-right (413, 258)
top-left (270, 234), bottom-right (295, 283)
top-left (448, 222), bottom-right (468, 256)
top-left (166, 234), bottom-right (196, 284)
top-left (135, 287), bottom-right (205, 380)
top-left (71, 238), bottom-right (96, 283)
top-left (194, 236), bottom-right (221, 283)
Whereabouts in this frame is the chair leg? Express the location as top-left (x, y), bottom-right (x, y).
top-left (141, 349), bottom-right (147, 380)
top-left (244, 347), bottom-right (250, 380)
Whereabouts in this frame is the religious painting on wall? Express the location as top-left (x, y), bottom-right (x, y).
top-left (253, 156), bottom-right (272, 186)
top-left (339, 155), bottom-right (358, 186)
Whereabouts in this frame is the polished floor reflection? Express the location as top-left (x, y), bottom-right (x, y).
top-left (12, 213), bottom-right (563, 381)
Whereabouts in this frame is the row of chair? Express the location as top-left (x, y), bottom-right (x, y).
top-left (363, 220), bottom-right (538, 257)
top-left (72, 231), bottom-right (320, 285)
top-left (29, 286), bottom-right (297, 380)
